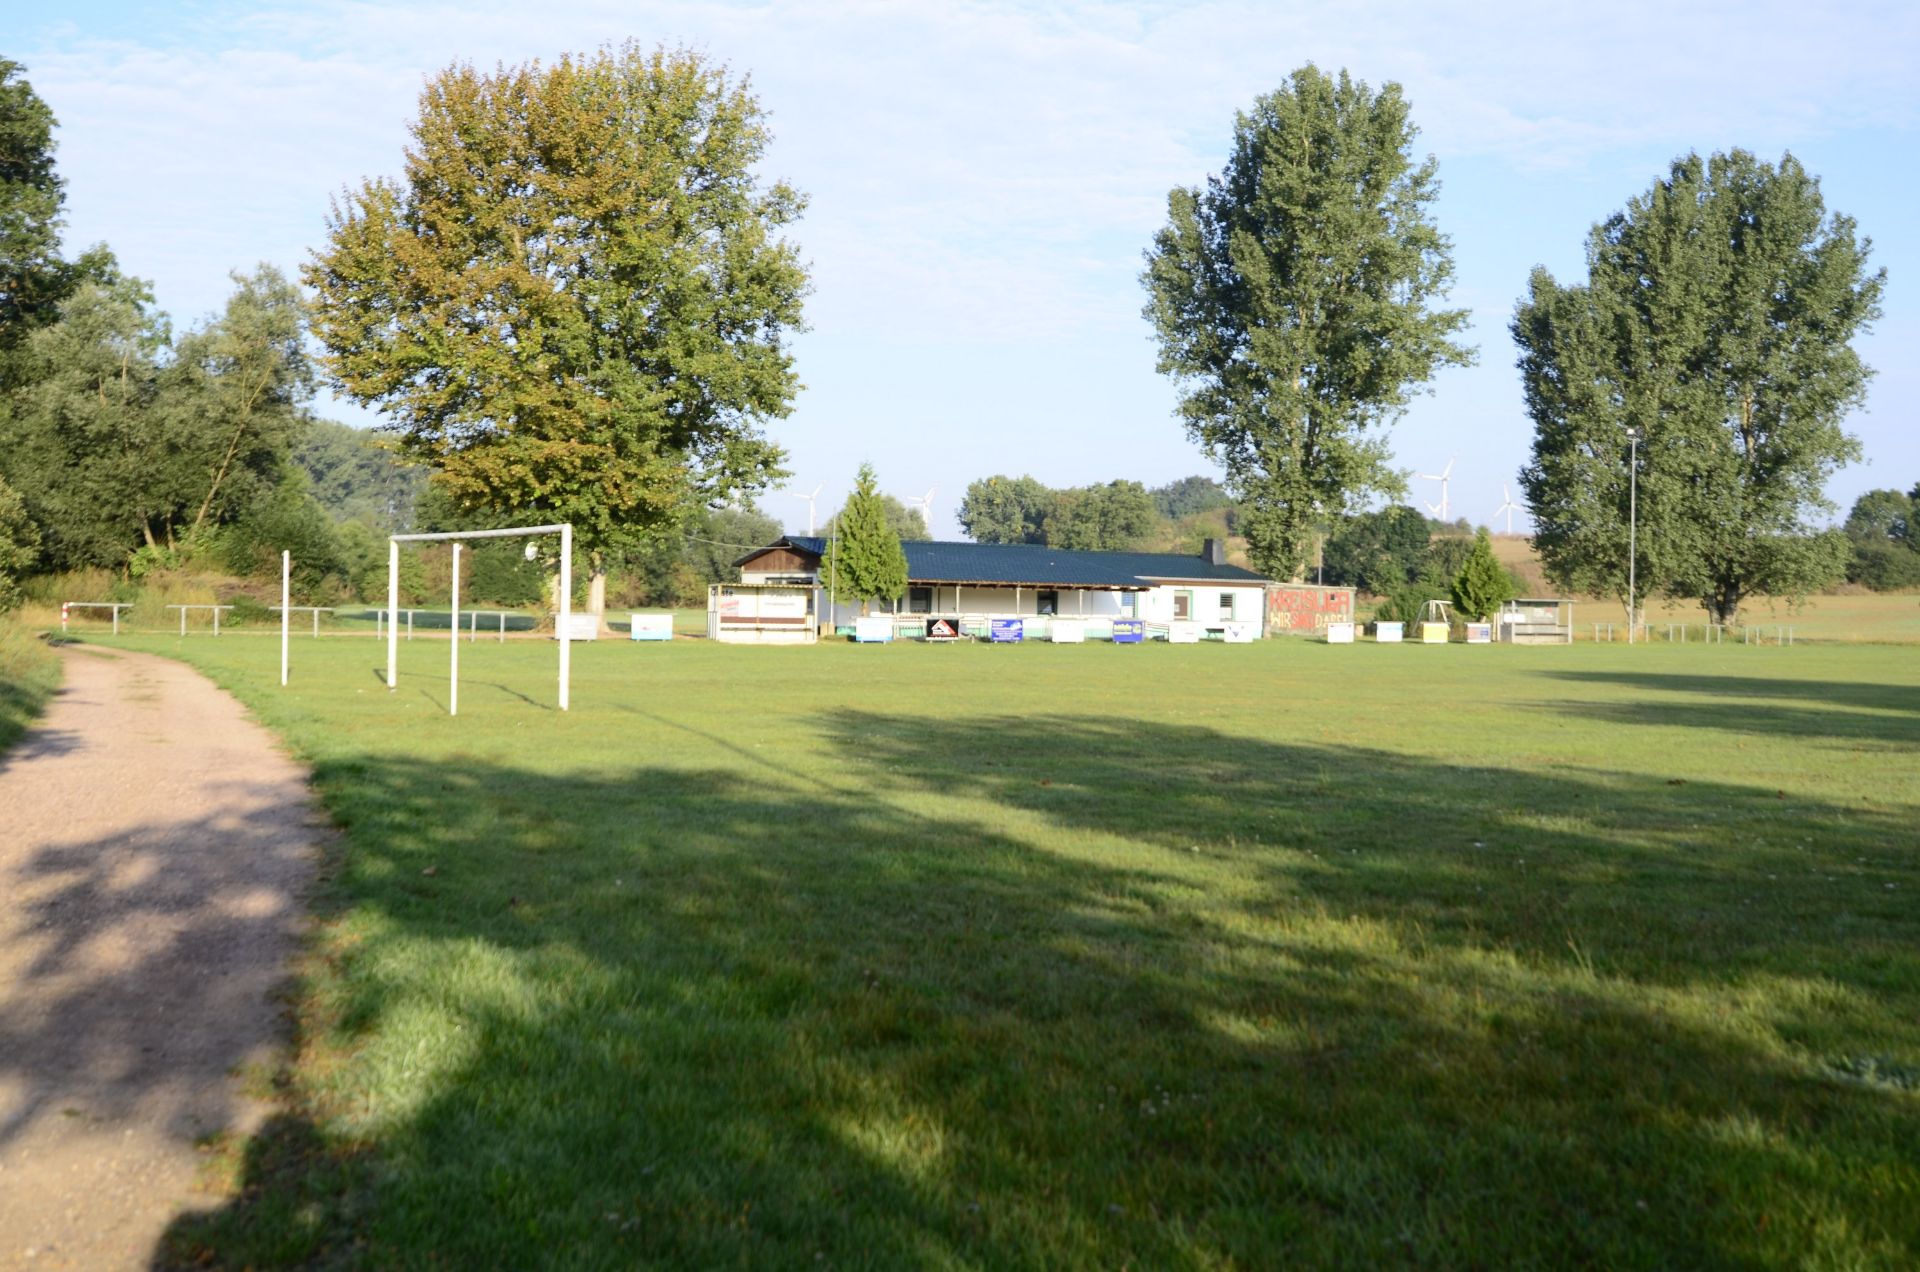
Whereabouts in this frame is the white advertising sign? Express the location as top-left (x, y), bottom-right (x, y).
top-left (853, 615), bottom-right (894, 643)
top-left (1325, 621), bottom-right (1356, 644)
top-left (1374, 621), bottom-right (1404, 643)
top-left (1051, 620), bottom-right (1086, 644)
top-left (758, 592), bottom-right (809, 620)
top-left (1168, 621), bottom-right (1203, 644)
top-left (562, 612), bottom-right (599, 641)
top-left (1220, 621), bottom-right (1257, 644)
top-left (630, 612), bottom-right (674, 641)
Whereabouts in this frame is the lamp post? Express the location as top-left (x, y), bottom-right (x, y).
top-left (1625, 426), bottom-right (1641, 645)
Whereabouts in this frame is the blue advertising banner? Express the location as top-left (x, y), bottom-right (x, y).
top-left (989, 618), bottom-right (1024, 643)
top-left (1111, 619), bottom-right (1145, 644)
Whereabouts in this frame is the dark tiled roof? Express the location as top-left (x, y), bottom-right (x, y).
top-left (747, 537), bottom-right (1268, 588)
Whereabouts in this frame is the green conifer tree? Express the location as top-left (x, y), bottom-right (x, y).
top-left (1449, 528), bottom-right (1515, 621)
top-left (822, 463), bottom-right (907, 615)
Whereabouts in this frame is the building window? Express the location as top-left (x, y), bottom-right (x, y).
top-left (1119, 592), bottom-right (1136, 616)
top-left (1173, 590), bottom-right (1192, 620)
top-left (908, 586), bottom-right (932, 614)
top-left (1037, 590), bottom-right (1059, 615)
top-left (1219, 592), bottom-right (1235, 619)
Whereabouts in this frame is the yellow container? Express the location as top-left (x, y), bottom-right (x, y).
top-left (1418, 622), bottom-right (1449, 644)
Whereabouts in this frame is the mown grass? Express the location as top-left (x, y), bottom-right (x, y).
top-left (79, 632), bottom-right (1920, 1267)
top-left (0, 620), bottom-right (60, 755)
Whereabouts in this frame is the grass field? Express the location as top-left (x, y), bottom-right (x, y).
top-left (59, 633), bottom-right (1920, 1266)
top-left (0, 621), bottom-right (60, 755)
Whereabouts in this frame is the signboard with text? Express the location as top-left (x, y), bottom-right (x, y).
top-left (1110, 619), bottom-right (1144, 644)
top-left (925, 617), bottom-right (961, 642)
top-left (990, 618), bottom-right (1024, 643)
top-left (1264, 583), bottom-right (1357, 635)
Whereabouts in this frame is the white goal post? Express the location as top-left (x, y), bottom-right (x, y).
top-left (388, 523), bottom-right (573, 714)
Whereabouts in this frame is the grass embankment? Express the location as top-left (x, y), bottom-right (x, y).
top-left (0, 622), bottom-right (59, 754)
top-left (85, 635), bottom-right (1920, 1266)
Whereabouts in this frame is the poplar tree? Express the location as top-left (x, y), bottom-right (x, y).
top-left (306, 43), bottom-right (809, 621)
top-left (821, 463), bottom-right (907, 615)
top-left (1516, 150), bottom-right (1882, 624)
top-left (1142, 65), bottom-right (1473, 580)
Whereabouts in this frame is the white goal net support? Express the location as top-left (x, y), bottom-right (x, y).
top-left (388, 523), bottom-right (573, 714)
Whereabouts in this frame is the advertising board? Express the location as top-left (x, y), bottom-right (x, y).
top-left (853, 615), bottom-right (893, 643)
top-left (925, 617), bottom-right (961, 642)
top-left (1051, 620), bottom-right (1086, 643)
top-left (990, 618), bottom-right (1024, 643)
top-left (629, 612), bottom-right (674, 641)
top-left (1110, 619), bottom-right (1144, 644)
top-left (1264, 583), bottom-right (1358, 635)
top-left (1325, 621), bottom-right (1356, 644)
top-left (1168, 622), bottom-right (1203, 644)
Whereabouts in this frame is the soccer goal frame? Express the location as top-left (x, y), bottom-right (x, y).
top-left (388, 523), bottom-right (573, 714)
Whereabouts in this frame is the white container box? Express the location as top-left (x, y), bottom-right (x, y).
top-left (1326, 621), bottom-right (1356, 644)
top-left (1374, 621), bottom-right (1404, 643)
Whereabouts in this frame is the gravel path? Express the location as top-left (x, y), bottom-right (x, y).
top-left (0, 645), bottom-right (322, 1269)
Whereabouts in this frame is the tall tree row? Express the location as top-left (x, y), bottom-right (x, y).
top-left (1516, 151), bottom-right (1883, 624)
top-left (1142, 65), bottom-right (1474, 581)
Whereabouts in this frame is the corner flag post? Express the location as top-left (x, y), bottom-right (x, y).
top-left (280, 550), bottom-right (291, 687)
top-left (449, 542), bottom-right (461, 716)
top-left (386, 537), bottom-right (401, 690)
top-left (558, 523), bottom-right (572, 711)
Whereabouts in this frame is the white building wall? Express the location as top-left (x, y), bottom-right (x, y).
top-left (1137, 581), bottom-right (1267, 630)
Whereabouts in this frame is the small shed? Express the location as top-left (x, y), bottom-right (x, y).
top-left (1498, 598), bottom-right (1573, 645)
top-left (708, 583), bottom-right (817, 644)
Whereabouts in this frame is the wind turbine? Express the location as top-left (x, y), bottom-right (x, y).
top-left (1493, 483), bottom-right (1523, 534)
top-left (787, 483), bottom-right (823, 535)
top-left (905, 485), bottom-right (936, 538)
top-left (1416, 458), bottom-right (1455, 521)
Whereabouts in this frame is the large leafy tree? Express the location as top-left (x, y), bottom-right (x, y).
top-left (1, 269), bottom-right (312, 569)
top-left (821, 463), bottom-right (907, 614)
top-left (0, 58), bottom-right (115, 386)
top-left (1516, 150), bottom-right (1882, 624)
top-left (1142, 65), bottom-right (1473, 580)
top-left (306, 42), bottom-right (809, 621)
top-left (2, 277), bottom-right (172, 567)
top-left (959, 474), bottom-right (1055, 545)
top-left (0, 473), bottom-right (36, 611)
top-left (1045, 480), bottom-right (1158, 551)
top-left (1321, 503), bottom-right (1431, 594)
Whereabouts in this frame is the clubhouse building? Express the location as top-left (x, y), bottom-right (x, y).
top-left (717, 536), bottom-right (1275, 642)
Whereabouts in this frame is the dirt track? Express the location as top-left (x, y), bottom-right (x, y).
top-left (0, 646), bottom-right (322, 1269)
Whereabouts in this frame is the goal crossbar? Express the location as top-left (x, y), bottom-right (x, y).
top-left (388, 523), bottom-right (573, 713)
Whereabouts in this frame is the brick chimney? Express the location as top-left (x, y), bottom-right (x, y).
top-left (1201, 538), bottom-right (1226, 566)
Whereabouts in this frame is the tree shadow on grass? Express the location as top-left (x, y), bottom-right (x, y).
top-left (155, 722), bottom-right (1920, 1268)
top-left (1541, 670), bottom-right (1920, 716)
top-left (1524, 696), bottom-right (1918, 747)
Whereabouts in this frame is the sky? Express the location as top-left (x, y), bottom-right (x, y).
top-left (10, 0), bottom-right (1918, 539)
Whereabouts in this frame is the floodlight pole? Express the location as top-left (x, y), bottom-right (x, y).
top-left (449, 543), bottom-right (460, 716)
top-left (1626, 426), bottom-right (1640, 645)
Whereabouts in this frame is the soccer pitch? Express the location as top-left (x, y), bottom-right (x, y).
top-left (101, 634), bottom-right (1918, 1267)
